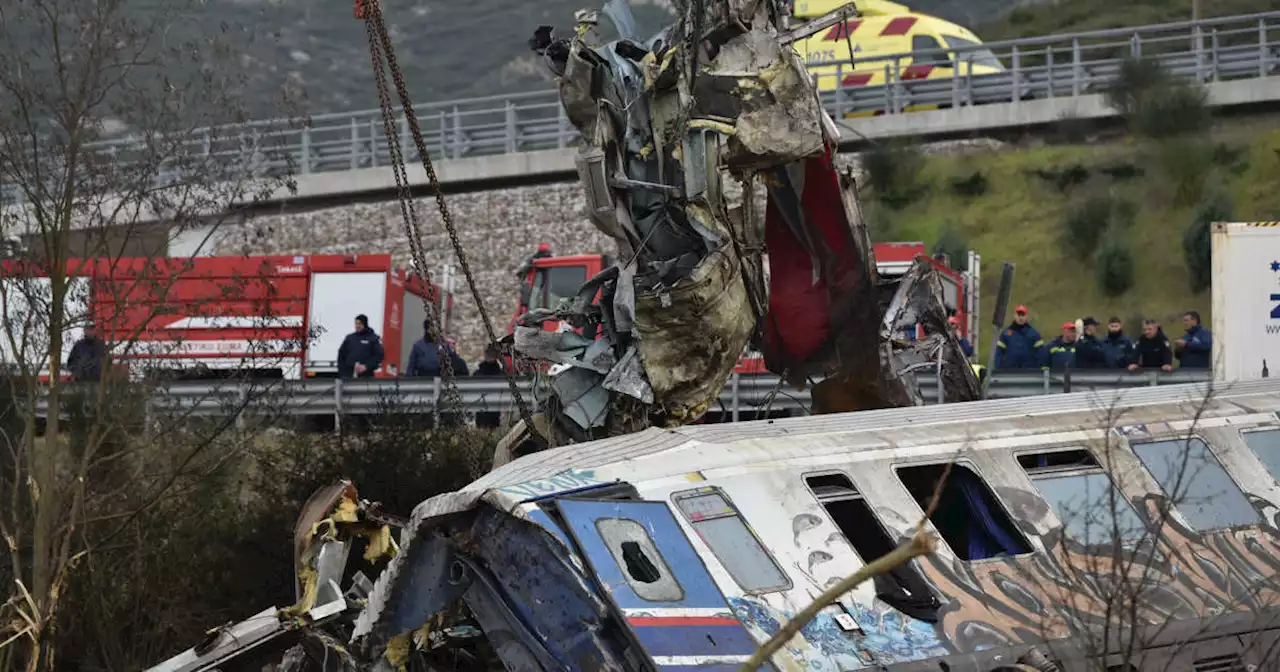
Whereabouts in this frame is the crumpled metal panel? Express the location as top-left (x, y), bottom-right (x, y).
top-left (634, 241), bottom-right (754, 423)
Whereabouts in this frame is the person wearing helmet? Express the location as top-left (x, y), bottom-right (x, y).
top-left (515, 242), bottom-right (554, 280)
top-left (947, 316), bottom-right (974, 359)
top-left (995, 305), bottom-right (1044, 370)
top-left (1042, 322), bottom-right (1079, 371)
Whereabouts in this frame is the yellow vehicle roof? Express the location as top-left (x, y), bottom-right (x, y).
top-left (792, 0), bottom-right (984, 43)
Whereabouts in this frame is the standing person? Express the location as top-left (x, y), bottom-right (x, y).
top-left (1102, 317), bottom-right (1135, 369)
top-left (1075, 317), bottom-right (1109, 369)
top-left (66, 322), bottom-right (107, 383)
top-left (337, 314), bottom-right (384, 378)
top-left (1175, 310), bottom-right (1213, 369)
top-left (1042, 322), bottom-right (1079, 371)
top-left (1128, 319), bottom-right (1173, 372)
top-left (476, 344), bottom-right (505, 376)
top-left (995, 305), bottom-right (1045, 370)
top-left (405, 320), bottom-right (470, 377)
top-left (947, 316), bottom-right (974, 359)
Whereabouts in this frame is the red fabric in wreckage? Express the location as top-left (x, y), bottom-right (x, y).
top-left (762, 149), bottom-right (857, 370)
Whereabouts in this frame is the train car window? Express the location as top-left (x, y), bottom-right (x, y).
top-left (897, 463), bottom-right (1032, 561)
top-left (672, 488), bottom-right (791, 594)
top-left (1018, 449), bottom-right (1148, 546)
top-left (805, 474), bottom-right (940, 622)
top-left (1240, 429), bottom-right (1280, 486)
top-left (595, 518), bottom-right (684, 602)
top-left (1131, 438), bottom-right (1260, 531)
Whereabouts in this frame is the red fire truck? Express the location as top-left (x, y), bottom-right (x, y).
top-left (0, 253), bottom-right (449, 380)
top-left (510, 242), bottom-right (980, 372)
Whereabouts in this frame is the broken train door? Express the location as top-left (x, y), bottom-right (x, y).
top-left (553, 498), bottom-right (767, 671)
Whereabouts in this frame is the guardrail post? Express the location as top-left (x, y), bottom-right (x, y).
top-left (1211, 29), bottom-right (1221, 82)
top-left (203, 131), bottom-right (212, 158)
top-left (334, 378), bottom-right (343, 434)
top-left (400, 114), bottom-right (411, 162)
top-left (950, 53), bottom-right (960, 107)
top-left (1194, 23), bottom-right (1205, 81)
top-left (1130, 34), bottom-right (1141, 59)
top-left (1071, 38), bottom-right (1082, 97)
top-left (505, 101), bottom-right (518, 154)
top-left (1148, 371), bottom-right (1159, 387)
top-left (349, 118), bottom-right (359, 170)
top-left (1046, 46), bottom-right (1055, 97)
top-left (1041, 368), bottom-right (1050, 394)
top-left (1011, 45), bottom-right (1021, 103)
top-left (883, 64), bottom-right (892, 114)
top-left (300, 127), bottom-right (312, 174)
top-left (1261, 19), bottom-right (1270, 78)
top-left (731, 373), bottom-right (740, 422)
top-left (236, 387), bottom-right (248, 430)
top-left (557, 107), bottom-right (569, 148)
top-left (966, 55), bottom-right (974, 105)
top-left (437, 109), bottom-right (447, 157)
top-left (369, 118), bottom-right (379, 167)
top-left (432, 376), bottom-right (441, 425)
top-left (451, 106), bottom-right (462, 159)
top-left (891, 59), bottom-right (901, 113)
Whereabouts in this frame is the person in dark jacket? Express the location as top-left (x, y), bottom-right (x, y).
top-left (1102, 317), bottom-right (1135, 369)
top-left (476, 345), bottom-right (504, 376)
top-left (1175, 310), bottom-right (1213, 369)
top-left (995, 304), bottom-right (1045, 369)
top-left (337, 314), bottom-right (384, 378)
top-left (66, 322), bottom-right (107, 383)
top-left (947, 316), bottom-right (974, 359)
top-left (1128, 319), bottom-right (1173, 372)
top-left (1042, 322), bottom-right (1079, 371)
top-left (1075, 317), bottom-right (1109, 369)
top-left (405, 320), bottom-right (469, 377)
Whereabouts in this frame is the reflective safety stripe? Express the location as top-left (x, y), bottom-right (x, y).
top-left (1034, 340), bottom-right (1045, 347)
top-left (996, 341), bottom-right (1007, 348)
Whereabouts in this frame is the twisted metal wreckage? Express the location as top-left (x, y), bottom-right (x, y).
top-left (149, 0), bottom-right (980, 670)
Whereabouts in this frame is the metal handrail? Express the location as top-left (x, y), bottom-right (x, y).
top-left (5, 11), bottom-right (1280, 205)
top-left (32, 369), bottom-right (1216, 420)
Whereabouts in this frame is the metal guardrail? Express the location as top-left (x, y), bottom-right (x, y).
top-left (5, 11), bottom-right (1279, 205)
top-left (33, 369), bottom-right (1215, 421)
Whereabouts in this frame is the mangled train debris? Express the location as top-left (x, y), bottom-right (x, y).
top-left (501, 0), bottom-right (977, 457)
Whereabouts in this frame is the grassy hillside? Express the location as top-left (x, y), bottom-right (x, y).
top-left (866, 122), bottom-right (1280, 339)
top-left (979, 0), bottom-right (1277, 41)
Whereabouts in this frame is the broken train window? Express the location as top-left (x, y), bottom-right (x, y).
top-left (596, 518), bottom-right (684, 602)
top-left (1017, 448), bottom-right (1148, 547)
top-left (897, 462), bottom-right (1033, 561)
top-left (806, 473), bottom-right (941, 622)
top-left (1131, 437), bottom-right (1259, 531)
top-left (1239, 428), bottom-right (1280, 488)
top-left (672, 488), bottom-right (791, 595)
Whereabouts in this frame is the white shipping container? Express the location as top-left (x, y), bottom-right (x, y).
top-left (1212, 221), bottom-right (1280, 382)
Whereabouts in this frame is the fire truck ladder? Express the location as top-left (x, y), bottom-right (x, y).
top-left (358, 0), bottom-right (539, 438)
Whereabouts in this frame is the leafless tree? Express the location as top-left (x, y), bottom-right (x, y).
top-left (0, 0), bottom-right (301, 668)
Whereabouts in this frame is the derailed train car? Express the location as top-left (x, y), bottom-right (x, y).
top-left (154, 380), bottom-right (1280, 670)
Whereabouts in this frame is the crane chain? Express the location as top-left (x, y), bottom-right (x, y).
top-left (363, 18), bottom-right (464, 420)
top-left (362, 0), bottom-right (541, 440)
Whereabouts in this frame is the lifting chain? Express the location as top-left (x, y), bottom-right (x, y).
top-left (361, 0), bottom-right (541, 439)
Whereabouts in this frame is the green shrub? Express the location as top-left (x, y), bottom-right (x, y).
top-left (1184, 191), bottom-right (1232, 293)
top-left (862, 140), bottom-right (927, 209)
top-left (1158, 138), bottom-right (1213, 206)
top-left (1062, 194), bottom-right (1114, 257)
top-left (949, 170), bottom-right (989, 197)
top-left (1100, 161), bottom-right (1144, 181)
top-left (932, 226), bottom-right (969, 270)
top-left (1095, 237), bottom-right (1135, 297)
top-left (1106, 57), bottom-right (1171, 117)
top-left (1135, 83), bottom-right (1211, 139)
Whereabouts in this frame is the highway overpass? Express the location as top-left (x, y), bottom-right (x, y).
top-left (5, 11), bottom-right (1280, 237)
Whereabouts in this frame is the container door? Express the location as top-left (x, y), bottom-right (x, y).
top-left (307, 272), bottom-right (386, 375)
top-left (554, 498), bottom-right (766, 671)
